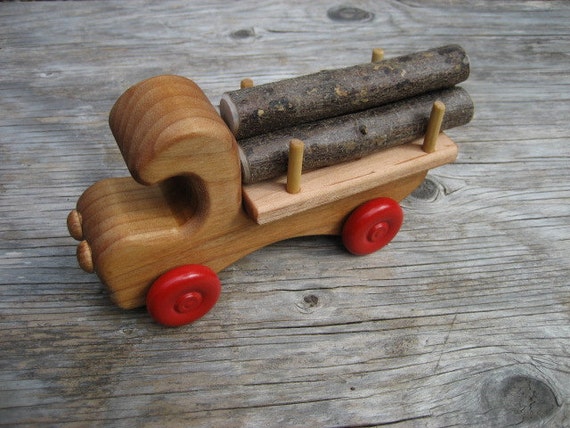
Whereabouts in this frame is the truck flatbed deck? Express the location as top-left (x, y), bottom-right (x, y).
top-left (243, 134), bottom-right (457, 224)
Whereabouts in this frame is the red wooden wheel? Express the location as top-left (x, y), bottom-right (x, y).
top-left (146, 265), bottom-right (221, 327)
top-left (342, 197), bottom-right (403, 256)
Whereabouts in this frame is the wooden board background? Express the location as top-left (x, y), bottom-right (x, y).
top-left (1, 1), bottom-right (569, 426)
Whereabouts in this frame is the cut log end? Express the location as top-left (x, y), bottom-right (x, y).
top-left (238, 145), bottom-right (252, 184)
top-left (219, 94), bottom-right (239, 134)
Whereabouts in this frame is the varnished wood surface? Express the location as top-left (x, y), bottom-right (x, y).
top-left (1, 1), bottom-right (569, 426)
top-left (243, 135), bottom-right (457, 224)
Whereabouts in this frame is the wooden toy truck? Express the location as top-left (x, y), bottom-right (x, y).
top-left (67, 45), bottom-right (473, 326)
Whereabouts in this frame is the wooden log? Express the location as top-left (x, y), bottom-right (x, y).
top-left (220, 44), bottom-right (470, 139)
top-left (238, 86), bottom-right (473, 183)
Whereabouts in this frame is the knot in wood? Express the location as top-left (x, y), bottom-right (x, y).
top-left (303, 294), bottom-right (319, 307)
top-left (230, 28), bottom-right (256, 40)
top-left (327, 6), bottom-right (374, 22)
top-left (482, 374), bottom-right (560, 424)
top-left (410, 177), bottom-right (441, 201)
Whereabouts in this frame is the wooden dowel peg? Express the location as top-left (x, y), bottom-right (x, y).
top-left (422, 100), bottom-right (446, 153)
top-left (286, 139), bottom-right (304, 194)
top-left (240, 78), bottom-right (254, 89)
top-left (371, 48), bottom-right (384, 62)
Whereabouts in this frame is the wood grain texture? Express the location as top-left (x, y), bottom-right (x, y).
top-left (73, 75), bottom-right (454, 310)
top-left (1, 1), bottom-right (569, 427)
top-left (243, 134), bottom-right (457, 224)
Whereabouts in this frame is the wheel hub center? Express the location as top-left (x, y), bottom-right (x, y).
top-left (367, 222), bottom-right (389, 242)
top-left (175, 291), bottom-right (203, 313)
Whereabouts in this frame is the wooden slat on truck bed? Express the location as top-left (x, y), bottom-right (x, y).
top-left (242, 134), bottom-right (457, 224)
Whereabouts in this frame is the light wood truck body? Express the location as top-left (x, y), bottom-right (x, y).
top-left (69, 75), bottom-right (458, 319)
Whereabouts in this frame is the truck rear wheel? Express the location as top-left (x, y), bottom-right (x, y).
top-left (342, 197), bottom-right (403, 255)
top-left (146, 265), bottom-right (221, 327)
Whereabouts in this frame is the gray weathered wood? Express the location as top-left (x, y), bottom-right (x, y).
top-left (1, 1), bottom-right (569, 427)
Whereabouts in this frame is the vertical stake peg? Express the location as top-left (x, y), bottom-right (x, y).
top-left (286, 139), bottom-right (304, 194)
top-left (240, 78), bottom-right (254, 89)
top-left (371, 48), bottom-right (384, 62)
top-left (422, 100), bottom-right (446, 153)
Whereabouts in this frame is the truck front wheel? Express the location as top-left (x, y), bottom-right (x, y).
top-left (146, 265), bottom-right (221, 327)
top-left (342, 197), bottom-right (403, 256)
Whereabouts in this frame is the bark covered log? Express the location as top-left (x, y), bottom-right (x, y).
top-left (221, 45), bottom-right (470, 140)
top-left (239, 86), bottom-right (474, 184)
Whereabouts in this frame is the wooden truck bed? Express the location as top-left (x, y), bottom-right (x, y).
top-left (242, 133), bottom-right (458, 224)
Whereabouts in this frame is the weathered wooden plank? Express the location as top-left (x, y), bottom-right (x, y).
top-left (1, 1), bottom-right (569, 427)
